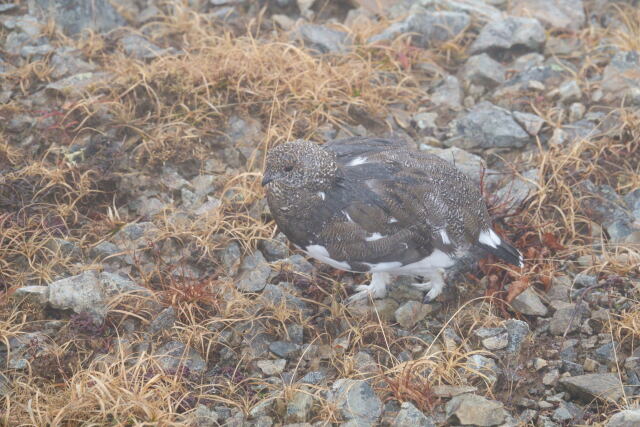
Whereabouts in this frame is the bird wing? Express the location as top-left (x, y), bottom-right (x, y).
top-left (313, 139), bottom-right (490, 270)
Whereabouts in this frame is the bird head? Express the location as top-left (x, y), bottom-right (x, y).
top-left (262, 140), bottom-right (338, 195)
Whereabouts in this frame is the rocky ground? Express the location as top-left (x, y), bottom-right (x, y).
top-left (1, 0), bottom-right (640, 425)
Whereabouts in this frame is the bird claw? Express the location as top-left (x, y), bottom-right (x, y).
top-left (346, 284), bottom-right (387, 305)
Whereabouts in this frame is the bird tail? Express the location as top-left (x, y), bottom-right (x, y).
top-left (477, 229), bottom-right (524, 267)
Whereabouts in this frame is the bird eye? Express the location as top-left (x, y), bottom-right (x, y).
top-left (284, 165), bottom-right (294, 172)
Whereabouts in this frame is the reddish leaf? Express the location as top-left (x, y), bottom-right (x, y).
top-left (542, 232), bottom-right (565, 251)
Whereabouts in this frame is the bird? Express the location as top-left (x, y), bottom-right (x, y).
top-left (262, 136), bottom-right (523, 304)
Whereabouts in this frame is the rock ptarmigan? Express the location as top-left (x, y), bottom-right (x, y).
top-left (262, 136), bottom-right (523, 303)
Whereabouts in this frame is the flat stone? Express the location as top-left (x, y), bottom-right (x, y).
top-left (293, 23), bottom-right (351, 54)
top-left (48, 271), bottom-right (107, 323)
top-left (470, 17), bottom-right (546, 54)
top-left (512, 111), bottom-right (545, 136)
top-left (256, 359), bottom-right (286, 375)
top-left (11, 286), bottom-right (49, 306)
top-left (461, 53), bottom-right (506, 87)
top-left (511, 0), bottom-right (585, 31)
top-left (269, 341), bottom-right (300, 358)
top-left (602, 50), bottom-right (640, 106)
top-left (394, 301), bottom-right (432, 329)
top-left (446, 393), bottom-right (507, 426)
top-left (46, 72), bottom-right (113, 97)
top-left (559, 373), bottom-right (624, 402)
top-left (236, 250), bottom-right (271, 292)
top-left (286, 389), bottom-right (314, 423)
top-left (420, 146), bottom-right (495, 186)
top-left (369, 11), bottom-right (470, 47)
top-left (121, 34), bottom-right (174, 60)
top-left (392, 401), bottom-right (435, 427)
top-left (148, 307), bottom-right (176, 334)
top-left (431, 75), bottom-right (463, 110)
top-left (510, 286), bottom-right (548, 316)
top-left (155, 341), bottom-right (207, 375)
top-left (549, 303), bottom-right (589, 336)
top-left (607, 409), bottom-right (640, 427)
top-left (432, 384), bottom-right (477, 398)
top-left (329, 379), bottom-right (382, 424)
top-left (446, 101), bottom-right (529, 149)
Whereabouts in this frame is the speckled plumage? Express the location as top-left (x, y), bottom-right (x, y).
top-left (263, 137), bottom-right (523, 303)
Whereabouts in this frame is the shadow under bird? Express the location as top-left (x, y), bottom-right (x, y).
top-left (262, 136), bottom-right (523, 304)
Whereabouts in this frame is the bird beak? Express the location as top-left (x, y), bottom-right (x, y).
top-left (261, 172), bottom-right (274, 186)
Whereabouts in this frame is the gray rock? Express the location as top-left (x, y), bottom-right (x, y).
top-left (49, 47), bottom-right (96, 79)
top-left (294, 24), bottom-right (351, 54)
top-left (121, 34), bottom-right (175, 60)
top-left (437, 0), bottom-right (503, 22)
top-left (446, 101), bottom-right (530, 149)
top-left (148, 307), bottom-right (176, 334)
top-left (504, 319), bottom-right (529, 353)
top-left (470, 17), bottom-right (546, 54)
top-left (569, 102), bottom-right (586, 122)
top-left (558, 80), bottom-right (582, 104)
top-left (510, 286), bottom-right (548, 316)
top-left (594, 342), bottom-right (618, 367)
top-left (46, 72), bottom-right (113, 97)
top-left (513, 111), bottom-right (545, 136)
top-left (467, 354), bottom-right (500, 384)
top-left (192, 404), bottom-right (220, 427)
top-left (11, 285), bottom-right (49, 306)
top-left (260, 233), bottom-right (290, 261)
top-left (511, 0), bottom-right (585, 31)
top-left (461, 53), bottom-right (506, 88)
top-left (420, 146), bottom-right (496, 186)
top-left (89, 241), bottom-right (121, 260)
top-left (48, 271), bottom-right (107, 323)
top-left (353, 351), bottom-right (379, 376)
top-left (1, 332), bottom-right (50, 370)
top-left (269, 341), bottom-right (299, 358)
top-left (394, 301), bottom-right (432, 329)
top-left (577, 180), bottom-right (635, 243)
top-left (256, 359), bottom-right (286, 375)
top-left (299, 370), bottom-right (326, 385)
top-left (446, 393), bottom-right (507, 426)
top-left (625, 189), bottom-right (640, 221)
top-left (329, 379), bottom-right (382, 424)
top-left (550, 302), bottom-right (589, 336)
top-left (369, 11), bottom-right (470, 47)
top-left (602, 50), bottom-right (640, 106)
top-left (607, 409), bottom-right (640, 427)
top-left (220, 241), bottom-right (242, 276)
top-left (155, 341), bottom-right (207, 375)
top-left (261, 284), bottom-right (309, 312)
top-left (431, 75), bottom-right (463, 110)
top-left (560, 373), bottom-right (624, 402)
top-left (392, 401), bottom-right (435, 427)
top-left (29, 0), bottom-right (125, 35)
top-left (495, 168), bottom-right (538, 211)
top-left (0, 4), bottom-right (18, 13)
top-left (286, 389), bottom-right (315, 423)
top-left (0, 373), bottom-right (9, 397)
top-left (236, 250), bottom-right (271, 292)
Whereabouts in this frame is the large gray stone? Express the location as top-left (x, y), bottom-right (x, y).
top-left (394, 301), bottom-right (432, 329)
top-left (511, 0), bottom-right (585, 31)
top-left (470, 17), bottom-right (546, 54)
top-left (446, 101), bottom-right (530, 149)
top-left (155, 341), bottom-right (207, 375)
top-left (602, 51), bottom-right (640, 106)
top-left (329, 379), bottom-right (382, 424)
top-left (560, 373), bottom-right (624, 402)
top-left (392, 401), bottom-right (435, 427)
top-left (294, 24), bottom-right (352, 54)
top-left (461, 53), bottom-right (506, 87)
top-left (446, 393), bottom-right (507, 426)
top-left (236, 250), bottom-right (271, 292)
top-left (29, 0), bottom-right (125, 35)
top-left (607, 409), bottom-right (640, 427)
top-left (369, 11), bottom-right (470, 47)
top-left (48, 271), bottom-right (107, 322)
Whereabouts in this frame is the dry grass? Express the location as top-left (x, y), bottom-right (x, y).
top-left (1, 3), bottom-right (640, 426)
